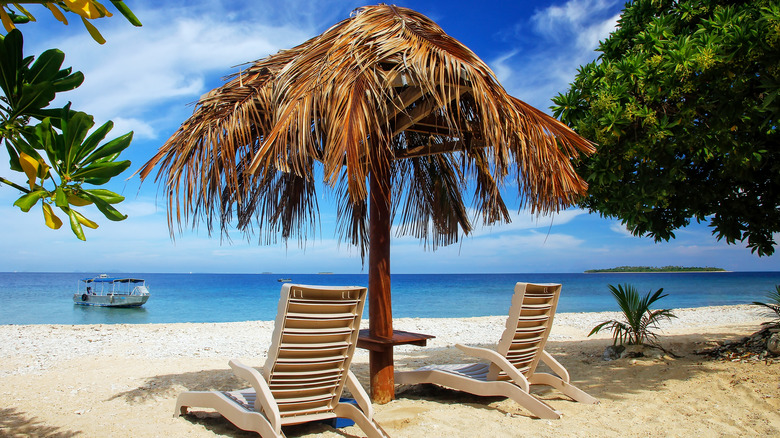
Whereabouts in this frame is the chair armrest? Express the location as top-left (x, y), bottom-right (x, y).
top-left (540, 350), bottom-right (570, 383)
top-left (455, 344), bottom-right (530, 392)
top-left (228, 359), bottom-right (281, 432)
top-left (345, 370), bottom-right (374, 420)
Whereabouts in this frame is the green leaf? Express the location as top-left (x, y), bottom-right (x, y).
top-left (75, 121), bottom-right (113, 165)
top-left (51, 69), bottom-right (83, 94)
top-left (61, 111), bottom-right (95, 170)
top-left (83, 188), bottom-right (125, 204)
top-left (11, 131), bottom-right (43, 158)
top-left (84, 191), bottom-right (127, 221)
top-left (82, 131), bottom-right (133, 164)
top-left (27, 49), bottom-right (65, 89)
top-left (12, 82), bottom-right (58, 119)
top-left (54, 186), bottom-right (68, 208)
top-left (110, 0), bottom-right (143, 26)
top-left (71, 160), bottom-right (131, 181)
top-left (77, 120), bottom-right (113, 164)
top-left (40, 104), bottom-right (73, 130)
top-left (0, 29), bottom-right (23, 104)
top-left (31, 119), bottom-right (59, 171)
top-left (66, 190), bottom-right (93, 206)
top-left (0, 31), bottom-right (83, 124)
top-left (588, 320), bottom-right (615, 337)
top-left (13, 189), bottom-right (47, 212)
top-left (5, 141), bottom-right (22, 171)
top-left (65, 207), bottom-right (86, 240)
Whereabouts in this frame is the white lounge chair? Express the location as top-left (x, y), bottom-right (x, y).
top-left (396, 282), bottom-right (598, 419)
top-left (175, 284), bottom-right (388, 437)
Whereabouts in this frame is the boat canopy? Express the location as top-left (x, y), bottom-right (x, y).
top-left (81, 277), bottom-right (145, 283)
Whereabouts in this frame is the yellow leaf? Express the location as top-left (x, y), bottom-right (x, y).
top-left (62, 0), bottom-right (103, 19)
top-left (0, 8), bottom-right (16, 32)
top-left (19, 152), bottom-right (39, 190)
top-left (80, 16), bottom-right (105, 44)
top-left (46, 3), bottom-right (68, 24)
top-left (42, 203), bottom-right (63, 229)
top-left (13, 3), bottom-right (36, 21)
top-left (90, 0), bottom-right (112, 18)
top-left (67, 193), bottom-right (93, 206)
top-left (73, 210), bottom-right (99, 229)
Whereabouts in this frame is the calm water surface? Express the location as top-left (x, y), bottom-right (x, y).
top-left (1, 272), bottom-right (778, 325)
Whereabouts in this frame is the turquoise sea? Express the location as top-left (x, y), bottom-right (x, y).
top-left (1, 272), bottom-right (779, 325)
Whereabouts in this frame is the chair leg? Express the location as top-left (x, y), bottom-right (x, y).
top-left (399, 370), bottom-right (561, 420)
top-left (333, 402), bottom-right (389, 438)
top-left (174, 391), bottom-right (283, 437)
top-left (530, 373), bottom-right (599, 404)
top-left (496, 381), bottom-right (562, 419)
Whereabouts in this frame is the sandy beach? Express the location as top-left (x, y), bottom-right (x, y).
top-left (2, 304), bottom-right (779, 437)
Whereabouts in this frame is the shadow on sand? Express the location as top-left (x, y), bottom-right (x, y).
top-left (106, 367), bottom-right (368, 438)
top-left (103, 331), bottom-right (752, 433)
top-left (0, 407), bottom-right (82, 437)
top-left (388, 331), bottom-right (751, 417)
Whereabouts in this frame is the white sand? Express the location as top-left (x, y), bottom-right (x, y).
top-left (1, 305), bottom-right (778, 437)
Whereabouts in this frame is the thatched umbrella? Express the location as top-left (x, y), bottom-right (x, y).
top-left (139, 4), bottom-right (594, 403)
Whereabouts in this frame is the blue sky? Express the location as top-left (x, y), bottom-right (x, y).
top-left (1, 0), bottom-right (778, 274)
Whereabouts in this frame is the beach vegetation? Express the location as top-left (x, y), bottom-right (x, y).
top-left (586, 266), bottom-right (725, 273)
top-left (589, 283), bottom-right (677, 346)
top-left (0, 2), bottom-right (141, 239)
top-left (753, 285), bottom-right (780, 326)
top-left (0, 1), bottom-right (141, 44)
top-left (552, 0), bottom-right (780, 256)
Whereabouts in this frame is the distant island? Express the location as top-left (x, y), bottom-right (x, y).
top-left (585, 266), bottom-right (726, 273)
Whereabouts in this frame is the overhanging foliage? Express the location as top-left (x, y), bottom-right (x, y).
top-left (553, 0), bottom-right (780, 255)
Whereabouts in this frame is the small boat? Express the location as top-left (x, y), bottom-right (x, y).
top-left (74, 275), bottom-right (150, 308)
top-left (277, 278), bottom-right (292, 282)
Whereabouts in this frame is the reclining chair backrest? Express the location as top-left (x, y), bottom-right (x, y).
top-left (488, 282), bottom-right (561, 381)
top-left (263, 284), bottom-right (367, 420)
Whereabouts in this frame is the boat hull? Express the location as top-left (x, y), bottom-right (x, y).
top-left (73, 294), bottom-right (149, 308)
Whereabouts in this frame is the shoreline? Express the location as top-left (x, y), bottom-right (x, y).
top-left (0, 302), bottom-right (761, 327)
top-left (2, 304), bottom-right (778, 437)
top-left (0, 304), bottom-right (770, 374)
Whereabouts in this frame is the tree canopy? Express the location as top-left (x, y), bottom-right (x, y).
top-left (0, 2), bottom-right (141, 239)
top-left (0, 30), bottom-right (133, 239)
top-left (552, 0), bottom-right (780, 255)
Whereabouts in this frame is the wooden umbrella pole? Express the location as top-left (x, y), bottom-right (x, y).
top-left (368, 155), bottom-right (394, 403)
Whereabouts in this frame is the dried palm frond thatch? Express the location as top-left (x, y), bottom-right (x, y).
top-left (139, 4), bottom-right (594, 256)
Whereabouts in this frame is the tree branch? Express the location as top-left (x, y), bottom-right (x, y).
top-left (0, 176), bottom-right (30, 193)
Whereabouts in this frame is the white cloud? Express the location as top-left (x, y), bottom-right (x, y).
top-left (490, 0), bottom-right (622, 111)
top-left (389, 228), bottom-right (587, 273)
top-left (387, 208), bottom-right (587, 244)
top-left (531, 0), bottom-right (620, 48)
top-left (111, 117), bottom-right (156, 140)
top-left (609, 221), bottom-right (635, 237)
top-left (491, 49), bottom-right (519, 83)
top-left (468, 208), bottom-right (587, 237)
top-left (475, 231), bottom-right (585, 252)
top-left (117, 199), bottom-right (159, 218)
top-left (27, 1), bottom-right (320, 139)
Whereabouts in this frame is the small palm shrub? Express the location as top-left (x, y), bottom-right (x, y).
top-left (589, 283), bottom-right (677, 346)
top-left (753, 285), bottom-right (780, 326)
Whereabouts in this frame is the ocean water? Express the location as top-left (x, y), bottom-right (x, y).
top-left (1, 272), bottom-right (779, 325)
